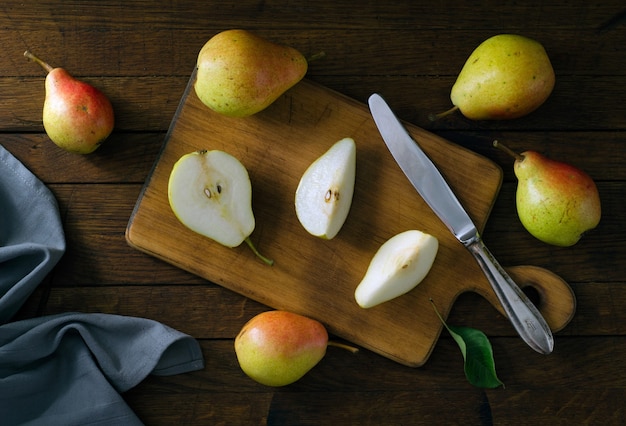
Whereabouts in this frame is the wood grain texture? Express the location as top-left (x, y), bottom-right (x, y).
top-left (2, 0), bottom-right (624, 423)
top-left (126, 74), bottom-right (574, 366)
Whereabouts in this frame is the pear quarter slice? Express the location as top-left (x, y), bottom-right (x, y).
top-left (295, 137), bottom-right (356, 239)
top-left (168, 149), bottom-right (255, 248)
top-left (355, 230), bottom-right (439, 309)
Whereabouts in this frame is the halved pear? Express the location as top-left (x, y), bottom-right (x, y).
top-left (355, 230), bottom-right (438, 308)
top-left (295, 137), bottom-right (356, 239)
top-left (168, 149), bottom-right (273, 265)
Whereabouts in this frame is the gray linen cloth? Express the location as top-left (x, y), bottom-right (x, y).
top-left (0, 144), bottom-right (204, 425)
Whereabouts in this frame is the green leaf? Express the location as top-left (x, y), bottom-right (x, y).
top-left (447, 325), bottom-right (504, 388)
top-left (430, 300), bottom-right (504, 389)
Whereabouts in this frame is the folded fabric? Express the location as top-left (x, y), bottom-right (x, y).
top-left (0, 145), bottom-right (205, 424)
top-left (0, 312), bottom-right (205, 425)
top-left (0, 144), bottom-right (66, 323)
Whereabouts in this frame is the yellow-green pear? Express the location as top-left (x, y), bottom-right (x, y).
top-left (355, 230), bottom-right (439, 308)
top-left (433, 34), bottom-right (555, 120)
top-left (234, 311), bottom-right (329, 387)
top-left (168, 150), bottom-right (273, 265)
top-left (494, 141), bottom-right (601, 247)
top-left (24, 50), bottom-right (114, 154)
top-left (194, 29), bottom-right (308, 117)
top-left (295, 137), bottom-right (357, 239)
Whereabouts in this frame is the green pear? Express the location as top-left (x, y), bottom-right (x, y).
top-left (194, 29), bottom-right (308, 117)
top-left (234, 311), bottom-right (328, 387)
top-left (168, 149), bottom-right (273, 265)
top-left (24, 50), bottom-right (114, 154)
top-left (432, 34), bottom-right (555, 121)
top-left (494, 141), bottom-right (601, 247)
top-left (295, 138), bottom-right (356, 239)
top-left (355, 230), bottom-right (439, 308)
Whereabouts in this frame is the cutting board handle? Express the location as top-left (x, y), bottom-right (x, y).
top-left (483, 265), bottom-right (576, 332)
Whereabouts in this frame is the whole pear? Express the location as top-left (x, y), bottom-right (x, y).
top-left (433, 34), bottom-right (555, 121)
top-left (234, 311), bottom-right (328, 386)
top-left (24, 51), bottom-right (114, 154)
top-left (494, 141), bottom-right (601, 247)
top-left (195, 29), bottom-right (308, 117)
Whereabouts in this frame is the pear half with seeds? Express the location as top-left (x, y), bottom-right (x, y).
top-left (355, 230), bottom-right (438, 308)
top-left (168, 149), bottom-right (273, 265)
top-left (295, 137), bottom-right (356, 239)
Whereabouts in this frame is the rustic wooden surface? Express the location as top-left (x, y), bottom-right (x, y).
top-left (2, 1), bottom-right (625, 424)
top-left (126, 74), bottom-right (575, 367)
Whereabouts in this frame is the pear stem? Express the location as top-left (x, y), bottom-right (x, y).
top-left (244, 237), bottom-right (274, 266)
top-left (328, 340), bottom-right (359, 354)
top-left (307, 51), bottom-right (326, 63)
top-left (492, 140), bottom-right (524, 162)
top-left (428, 105), bottom-right (459, 122)
top-left (24, 50), bottom-right (54, 73)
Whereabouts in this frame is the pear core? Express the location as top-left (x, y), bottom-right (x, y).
top-left (295, 137), bottom-right (357, 239)
top-left (167, 150), bottom-right (273, 265)
top-left (355, 230), bottom-right (439, 308)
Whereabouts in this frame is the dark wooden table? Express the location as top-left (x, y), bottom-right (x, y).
top-left (3, 1), bottom-right (625, 424)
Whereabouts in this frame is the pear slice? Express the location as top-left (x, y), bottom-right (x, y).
top-left (168, 150), bottom-right (273, 265)
top-left (355, 230), bottom-right (439, 308)
top-left (295, 137), bottom-right (356, 239)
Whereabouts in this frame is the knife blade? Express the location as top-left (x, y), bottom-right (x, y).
top-left (368, 93), bottom-right (554, 355)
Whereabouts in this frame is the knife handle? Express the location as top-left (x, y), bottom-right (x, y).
top-left (467, 237), bottom-right (554, 354)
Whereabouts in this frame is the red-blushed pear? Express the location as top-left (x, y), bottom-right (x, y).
top-left (431, 34), bottom-right (555, 121)
top-left (24, 50), bottom-right (114, 154)
top-left (234, 311), bottom-right (357, 387)
top-left (168, 150), bottom-right (273, 265)
top-left (355, 230), bottom-right (439, 308)
top-left (194, 29), bottom-right (309, 117)
top-left (494, 140), bottom-right (601, 247)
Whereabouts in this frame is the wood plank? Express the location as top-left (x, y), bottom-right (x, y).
top-left (34, 282), bottom-right (626, 337)
top-left (2, 0), bottom-right (624, 32)
top-left (313, 75), bottom-right (626, 132)
top-left (0, 133), bottom-right (164, 183)
top-left (6, 28), bottom-right (625, 77)
top-left (438, 131), bottom-right (626, 181)
top-left (3, 131), bottom-right (622, 183)
top-left (126, 337), bottom-right (626, 390)
top-left (0, 76), bottom-right (187, 132)
top-left (119, 337), bottom-right (626, 424)
top-left (3, 75), bottom-right (625, 132)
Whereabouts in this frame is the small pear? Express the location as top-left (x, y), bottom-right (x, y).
top-left (295, 137), bottom-right (356, 239)
top-left (168, 150), bottom-right (273, 265)
top-left (432, 34), bottom-right (555, 121)
top-left (494, 141), bottom-right (601, 247)
top-left (24, 50), bottom-right (114, 154)
top-left (355, 230), bottom-right (439, 309)
top-left (234, 311), bottom-right (328, 387)
top-left (194, 29), bottom-right (308, 117)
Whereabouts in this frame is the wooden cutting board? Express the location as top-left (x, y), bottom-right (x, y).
top-left (126, 71), bottom-right (575, 366)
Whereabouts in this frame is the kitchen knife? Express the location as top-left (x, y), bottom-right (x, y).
top-left (368, 93), bottom-right (554, 354)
